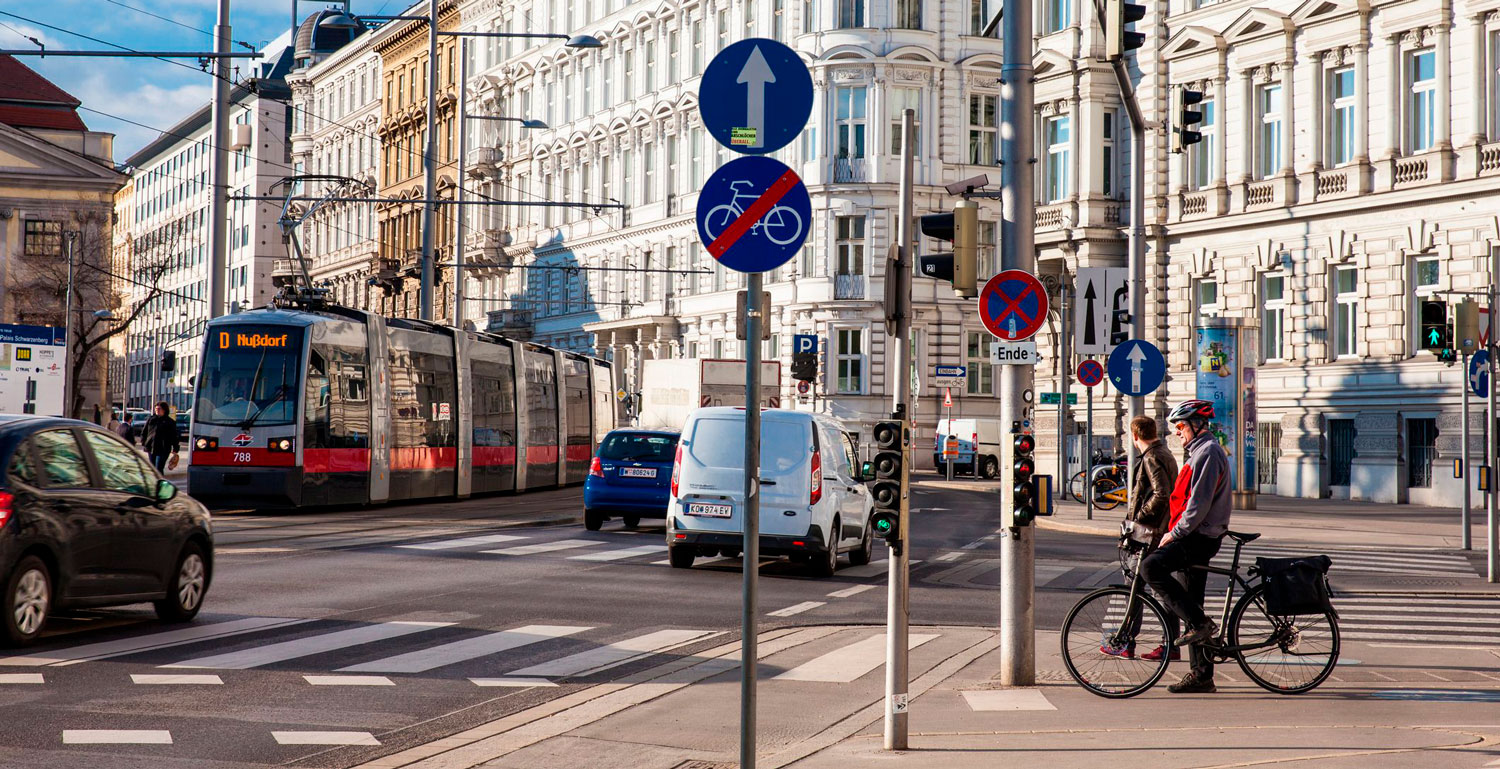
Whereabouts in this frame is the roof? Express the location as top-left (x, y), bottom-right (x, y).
top-left (0, 103), bottom-right (87, 131)
top-left (0, 54), bottom-right (87, 132)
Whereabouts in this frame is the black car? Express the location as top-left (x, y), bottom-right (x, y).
top-left (0, 416), bottom-right (213, 646)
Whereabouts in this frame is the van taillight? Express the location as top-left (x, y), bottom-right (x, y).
top-left (589, 457), bottom-right (604, 478)
top-left (671, 444), bottom-right (683, 497)
top-left (810, 450), bottom-right (822, 505)
top-left (972, 433), bottom-right (978, 446)
top-left (0, 491), bottom-right (12, 530)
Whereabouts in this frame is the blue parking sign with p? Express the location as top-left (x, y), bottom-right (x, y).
top-left (794, 334), bottom-right (817, 355)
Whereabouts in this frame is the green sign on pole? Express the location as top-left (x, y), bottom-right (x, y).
top-left (1039, 392), bottom-right (1078, 405)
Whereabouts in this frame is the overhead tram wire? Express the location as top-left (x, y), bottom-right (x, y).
top-left (99, 0), bottom-right (257, 50)
top-left (0, 10), bottom-right (245, 87)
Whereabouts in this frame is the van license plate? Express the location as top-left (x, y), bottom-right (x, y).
top-left (687, 503), bottom-right (732, 518)
top-left (620, 467), bottom-right (657, 478)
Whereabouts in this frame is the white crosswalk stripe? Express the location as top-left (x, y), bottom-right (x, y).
top-left (570, 545), bottom-right (667, 562)
top-left (162, 621), bottom-right (453, 670)
top-left (397, 533), bottom-right (528, 550)
top-left (772, 632), bottom-right (939, 683)
top-left (338, 624), bottom-right (591, 674)
top-left (503, 628), bottom-right (718, 679)
top-left (273, 731), bottom-right (380, 746)
top-left (1211, 545), bottom-right (1478, 579)
top-left (482, 539), bottom-right (602, 556)
top-left (63, 730), bottom-right (172, 744)
top-left (0, 616), bottom-right (310, 667)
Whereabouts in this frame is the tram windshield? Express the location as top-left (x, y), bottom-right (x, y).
top-left (195, 325), bottom-right (306, 427)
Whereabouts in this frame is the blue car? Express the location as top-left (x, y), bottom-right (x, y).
top-left (584, 430), bottom-right (680, 531)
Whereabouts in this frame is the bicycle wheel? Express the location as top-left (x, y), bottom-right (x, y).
top-left (1060, 586), bottom-right (1173, 698)
top-left (1091, 477), bottom-right (1124, 510)
top-left (762, 206), bottom-right (804, 246)
top-left (1229, 583), bottom-right (1340, 694)
top-left (703, 204), bottom-right (739, 241)
top-left (1068, 471), bottom-right (1086, 502)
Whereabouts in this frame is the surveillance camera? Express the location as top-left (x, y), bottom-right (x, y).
top-left (945, 174), bottom-right (991, 196)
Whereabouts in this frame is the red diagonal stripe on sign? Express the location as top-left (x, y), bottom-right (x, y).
top-left (707, 169), bottom-right (801, 258)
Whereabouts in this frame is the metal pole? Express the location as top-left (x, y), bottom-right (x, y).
top-left (63, 232), bottom-right (76, 418)
top-left (208, 0), bottom-right (231, 320)
top-left (1086, 383), bottom-right (1094, 520)
top-left (998, 0), bottom-right (1036, 687)
top-left (1463, 349), bottom-right (1472, 550)
top-left (418, 0), bottom-right (440, 321)
top-left (453, 38), bottom-right (469, 329)
top-left (945, 390), bottom-right (954, 482)
top-left (741, 272), bottom-right (763, 768)
top-left (1489, 244), bottom-right (1498, 582)
top-left (1125, 102), bottom-right (1145, 508)
top-left (884, 108), bottom-right (914, 751)
top-left (1058, 282), bottom-right (1070, 497)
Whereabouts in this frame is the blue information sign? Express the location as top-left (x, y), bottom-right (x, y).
top-left (1106, 339), bottom-right (1166, 397)
top-left (696, 155), bottom-right (811, 274)
top-left (1471, 349), bottom-right (1490, 398)
top-left (698, 38), bottom-right (813, 155)
top-left (935, 365), bottom-right (967, 378)
top-left (793, 333), bottom-right (818, 355)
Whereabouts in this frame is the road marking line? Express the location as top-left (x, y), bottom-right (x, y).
top-left (1368, 643), bottom-right (1500, 650)
top-left (482, 539), bottom-right (602, 556)
top-left (827, 585), bottom-right (876, 598)
top-left (470, 677), bottom-right (559, 687)
top-left (961, 689), bottom-right (1057, 711)
top-left (569, 545), bottom-right (668, 562)
top-left (960, 540), bottom-right (986, 550)
top-left (768, 601), bottom-right (825, 618)
top-left (339, 625), bottom-right (592, 674)
top-left (130, 674), bottom-right (222, 685)
top-left (62, 730), bottom-right (172, 744)
top-left (839, 559), bottom-right (920, 578)
top-left (0, 616), bottom-right (310, 667)
top-left (162, 621), bottom-right (452, 670)
top-left (934, 552), bottom-right (965, 562)
top-left (0, 673), bottom-right (44, 684)
top-left (272, 731), bottom-right (380, 746)
top-left (772, 632), bottom-right (939, 683)
top-left (304, 675), bottom-right (395, 686)
top-left (505, 628), bottom-right (716, 679)
top-left (397, 534), bottom-right (528, 551)
top-left (216, 547), bottom-right (296, 555)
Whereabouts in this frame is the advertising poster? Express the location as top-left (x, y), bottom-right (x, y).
top-left (0, 324), bottom-right (67, 417)
top-left (1195, 326), bottom-right (1239, 488)
top-left (1241, 333), bottom-right (1258, 491)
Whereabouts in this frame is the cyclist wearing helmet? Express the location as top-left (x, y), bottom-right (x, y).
top-left (1142, 398), bottom-right (1232, 694)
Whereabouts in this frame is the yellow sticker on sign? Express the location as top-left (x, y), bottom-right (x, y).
top-left (730, 127), bottom-right (758, 146)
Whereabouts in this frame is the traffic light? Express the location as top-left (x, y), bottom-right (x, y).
top-left (867, 419), bottom-right (905, 553)
top-left (1456, 299), bottom-right (1480, 354)
top-left (1002, 432), bottom-right (1037, 527)
top-left (1173, 87), bottom-right (1205, 153)
top-left (161, 350), bottom-right (176, 373)
top-left (791, 346), bottom-right (817, 382)
top-left (1111, 309), bottom-right (1131, 346)
top-left (1420, 299), bottom-right (1451, 353)
top-left (1105, 0), bottom-right (1147, 59)
top-left (917, 199), bottom-right (978, 299)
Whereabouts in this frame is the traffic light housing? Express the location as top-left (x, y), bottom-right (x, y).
top-left (867, 420), bottom-right (905, 553)
top-left (1003, 432), bottom-right (1037, 527)
top-left (1456, 299), bottom-right (1481, 354)
top-left (918, 200), bottom-right (978, 299)
top-left (1111, 309), bottom-right (1132, 346)
top-left (1105, 0), bottom-right (1147, 59)
top-left (791, 347), bottom-right (818, 382)
top-left (1173, 87), bottom-right (1205, 153)
top-left (1420, 299), bottom-right (1452, 353)
top-left (161, 350), bottom-right (177, 374)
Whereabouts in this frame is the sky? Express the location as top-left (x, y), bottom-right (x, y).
top-left (0, 1), bottom-right (400, 161)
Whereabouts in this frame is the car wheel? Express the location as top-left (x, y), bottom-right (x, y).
top-left (720, 548), bottom-right (741, 559)
top-left (848, 520), bottom-right (873, 566)
top-left (982, 456), bottom-right (1000, 479)
top-left (3, 556), bottom-right (51, 646)
top-left (668, 544), bottom-right (695, 569)
top-left (808, 519), bottom-right (840, 578)
top-left (155, 542), bottom-right (208, 623)
top-left (584, 510), bottom-right (604, 531)
top-left (622, 516), bottom-right (641, 529)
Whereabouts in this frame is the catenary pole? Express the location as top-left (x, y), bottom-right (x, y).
top-left (884, 108), bottom-right (915, 750)
top-left (63, 231), bottom-right (76, 418)
top-left (208, 0), bottom-right (231, 320)
top-left (454, 38), bottom-right (469, 329)
top-left (418, 0), bottom-right (440, 320)
top-left (999, 0), bottom-right (1037, 686)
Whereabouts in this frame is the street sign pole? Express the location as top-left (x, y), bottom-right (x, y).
top-left (883, 108), bottom-right (915, 752)
top-left (1490, 244), bottom-right (1498, 582)
top-left (1058, 283), bottom-right (1070, 498)
top-left (1463, 349), bottom-right (1472, 551)
top-left (741, 272), bottom-right (762, 768)
top-left (946, 389), bottom-right (954, 482)
top-left (999, 0), bottom-right (1036, 687)
top-left (1085, 381), bottom-right (1094, 521)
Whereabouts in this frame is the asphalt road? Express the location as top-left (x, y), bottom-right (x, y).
top-left (0, 480), bottom-right (1261, 767)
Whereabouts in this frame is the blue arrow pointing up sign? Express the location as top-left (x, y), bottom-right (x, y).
top-left (699, 38), bottom-right (813, 155)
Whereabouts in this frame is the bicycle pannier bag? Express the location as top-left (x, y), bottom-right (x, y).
top-left (1255, 555), bottom-right (1333, 616)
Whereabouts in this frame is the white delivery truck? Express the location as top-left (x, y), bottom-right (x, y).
top-left (637, 358), bottom-right (782, 431)
top-left (934, 418), bottom-right (1005, 478)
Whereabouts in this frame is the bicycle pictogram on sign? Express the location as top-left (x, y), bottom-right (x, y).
top-left (702, 180), bottom-right (805, 247)
top-left (696, 155), bottom-right (812, 274)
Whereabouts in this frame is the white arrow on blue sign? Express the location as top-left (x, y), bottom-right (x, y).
top-left (1106, 339), bottom-right (1166, 397)
top-left (696, 155), bottom-right (812, 274)
top-left (1470, 349), bottom-right (1490, 398)
top-left (699, 38), bottom-right (813, 154)
top-left (935, 365), bottom-right (967, 377)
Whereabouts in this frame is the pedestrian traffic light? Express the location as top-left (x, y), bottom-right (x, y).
top-left (1173, 87), bottom-right (1205, 153)
top-left (1105, 0), bottom-right (1147, 59)
top-left (791, 347), bottom-right (817, 382)
top-left (867, 419), bottom-right (905, 553)
top-left (1420, 299), bottom-right (1451, 353)
top-left (917, 200), bottom-right (978, 299)
top-left (1003, 432), bottom-right (1037, 527)
top-left (161, 350), bottom-right (176, 373)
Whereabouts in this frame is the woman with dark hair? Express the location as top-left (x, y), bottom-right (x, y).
top-left (142, 401), bottom-right (181, 472)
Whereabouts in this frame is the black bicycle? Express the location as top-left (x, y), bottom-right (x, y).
top-left (1060, 529), bottom-right (1340, 698)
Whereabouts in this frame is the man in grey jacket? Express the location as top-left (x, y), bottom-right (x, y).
top-left (1142, 399), bottom-right (1232, 693)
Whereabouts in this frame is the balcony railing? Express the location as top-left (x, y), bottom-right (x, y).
top-left (832, 156), bottom-right (866, 183)
top-left (1394, 155), bottom-right (1431, 187)
top-left (1481, 143), bottom-right (1500, 175)
top-left (834, 273), bottom-right (865, 300)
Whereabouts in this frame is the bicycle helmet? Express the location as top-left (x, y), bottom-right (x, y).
top-left (1166, 399), bottom-right (1215, 424)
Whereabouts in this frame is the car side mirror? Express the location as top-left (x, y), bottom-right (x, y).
top-left (156, 479), bottom-right (179, 503)
top-left (860, 461), bottom-right (875, 482)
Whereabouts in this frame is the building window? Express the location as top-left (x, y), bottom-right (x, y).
top-left (970, 0), bottom-right (992, 34)
top-left (968, 94), bottom-right (998, 165)
top-left (1328, 67), bottom-right (1356, 166)
top-left (717, 9), bottom-right (728, 50)
top-left (976, 221), bottom-right (997, 278)
top-left (1256, 421), bottom-right (1281, 487)
top-left (1407, 417), bottom-right (1437, 489)
top-left (1196, 278), bottom-right (1220, 323)
top-left (23, 220), bottom-right (62, 256)
top-left (837, 0), bottom-right (863, 27)
top-left (774, 0), bottom-right (786, 38)
top-left (1043, 115), bottom-right (1071, 202)
top-left (1261, 272), bottom-right (1286, 361)
top-left (1101, 112), bottom-right (1116, 196)
top-left (1328, 418), bottom-right (1356, 486)
top-left (803, 0), bottom-right (817, 33)
top-left (1042, 0), bottom-right (1070, 34)
top-left (1257, 83), bottom-right (1282, 178)
top-left (1408, 49), bottom-right (1436, 153)
top-left (1334, 265), bottom-right (1359, 357)
top-left (896, 0), bottom-right (920, 29)
top-left (835, 215), bottom-right (865, 276)
top-left (888, 87), bottom-right (921, 154)
top-left (1412, 255), bottom-right (1440, 352)
top-left (835, 328), bottom-right (864, 393)
top-left (692, 20), bottom-right (703, 73)
top-left (966, 331), bottom-right (993, 394)
top-left (835, 86), bottom-right (867, 159)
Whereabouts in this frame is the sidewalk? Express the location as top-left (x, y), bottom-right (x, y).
top-left (353, 624), bottom-right (1500, 769)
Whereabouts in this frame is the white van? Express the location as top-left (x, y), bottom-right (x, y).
top-left (934, 418), bottom-right (1004, 477)
top-left (666, 407), bottom-right (874, 577)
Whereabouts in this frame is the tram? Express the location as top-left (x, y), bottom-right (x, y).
top-left (187, 301), bottom-right (616, 507)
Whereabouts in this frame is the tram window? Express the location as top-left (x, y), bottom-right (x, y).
top-left (196, 325), bottom-right (303, 426)
top-left (472, 354), bottom-right (517, 448)
top-left (305, 344), bottom-right (370, 450)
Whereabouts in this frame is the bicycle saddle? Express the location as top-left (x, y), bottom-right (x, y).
top-left (1224, 530), bottom-right (1260, 543)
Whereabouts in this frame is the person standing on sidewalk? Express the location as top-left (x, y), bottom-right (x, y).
top-left (142, 401), bottom-right (180, 473)
top-left (1142, 399), bottom-right (1231, 694)
top-left (1102, 415), bottom-right (1182, 662)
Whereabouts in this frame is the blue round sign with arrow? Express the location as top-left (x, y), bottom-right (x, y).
top-left (1107, 339), bottom-right (1166, 397)
top-left (696, 155), bottom-right (812, 273)
top-left (1470, 349), bottom-right (1490, 398)
top-left (698, 38), bottom-right (813, 155)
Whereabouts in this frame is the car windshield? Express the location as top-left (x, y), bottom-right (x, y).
top-left (597, 433), bottom-right (677, 462)
top-left (687, 417), bottom-right (811, 473)
top-left (195, 325), bottom-right (304, 427)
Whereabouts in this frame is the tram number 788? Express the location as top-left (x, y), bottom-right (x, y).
top-left (232, 451), bottom-right (253, 463)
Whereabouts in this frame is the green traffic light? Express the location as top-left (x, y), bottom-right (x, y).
top-left (874, 518), bottom-right (892, 534)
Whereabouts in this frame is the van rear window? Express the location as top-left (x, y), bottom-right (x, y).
top-left (688, 418), bottom-right (812, 472)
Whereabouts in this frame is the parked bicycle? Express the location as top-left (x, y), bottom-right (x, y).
top-left (1069, 449), bottom-right (1126, 508)
top-left (1060, 529), bottom-right (1340, 698)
